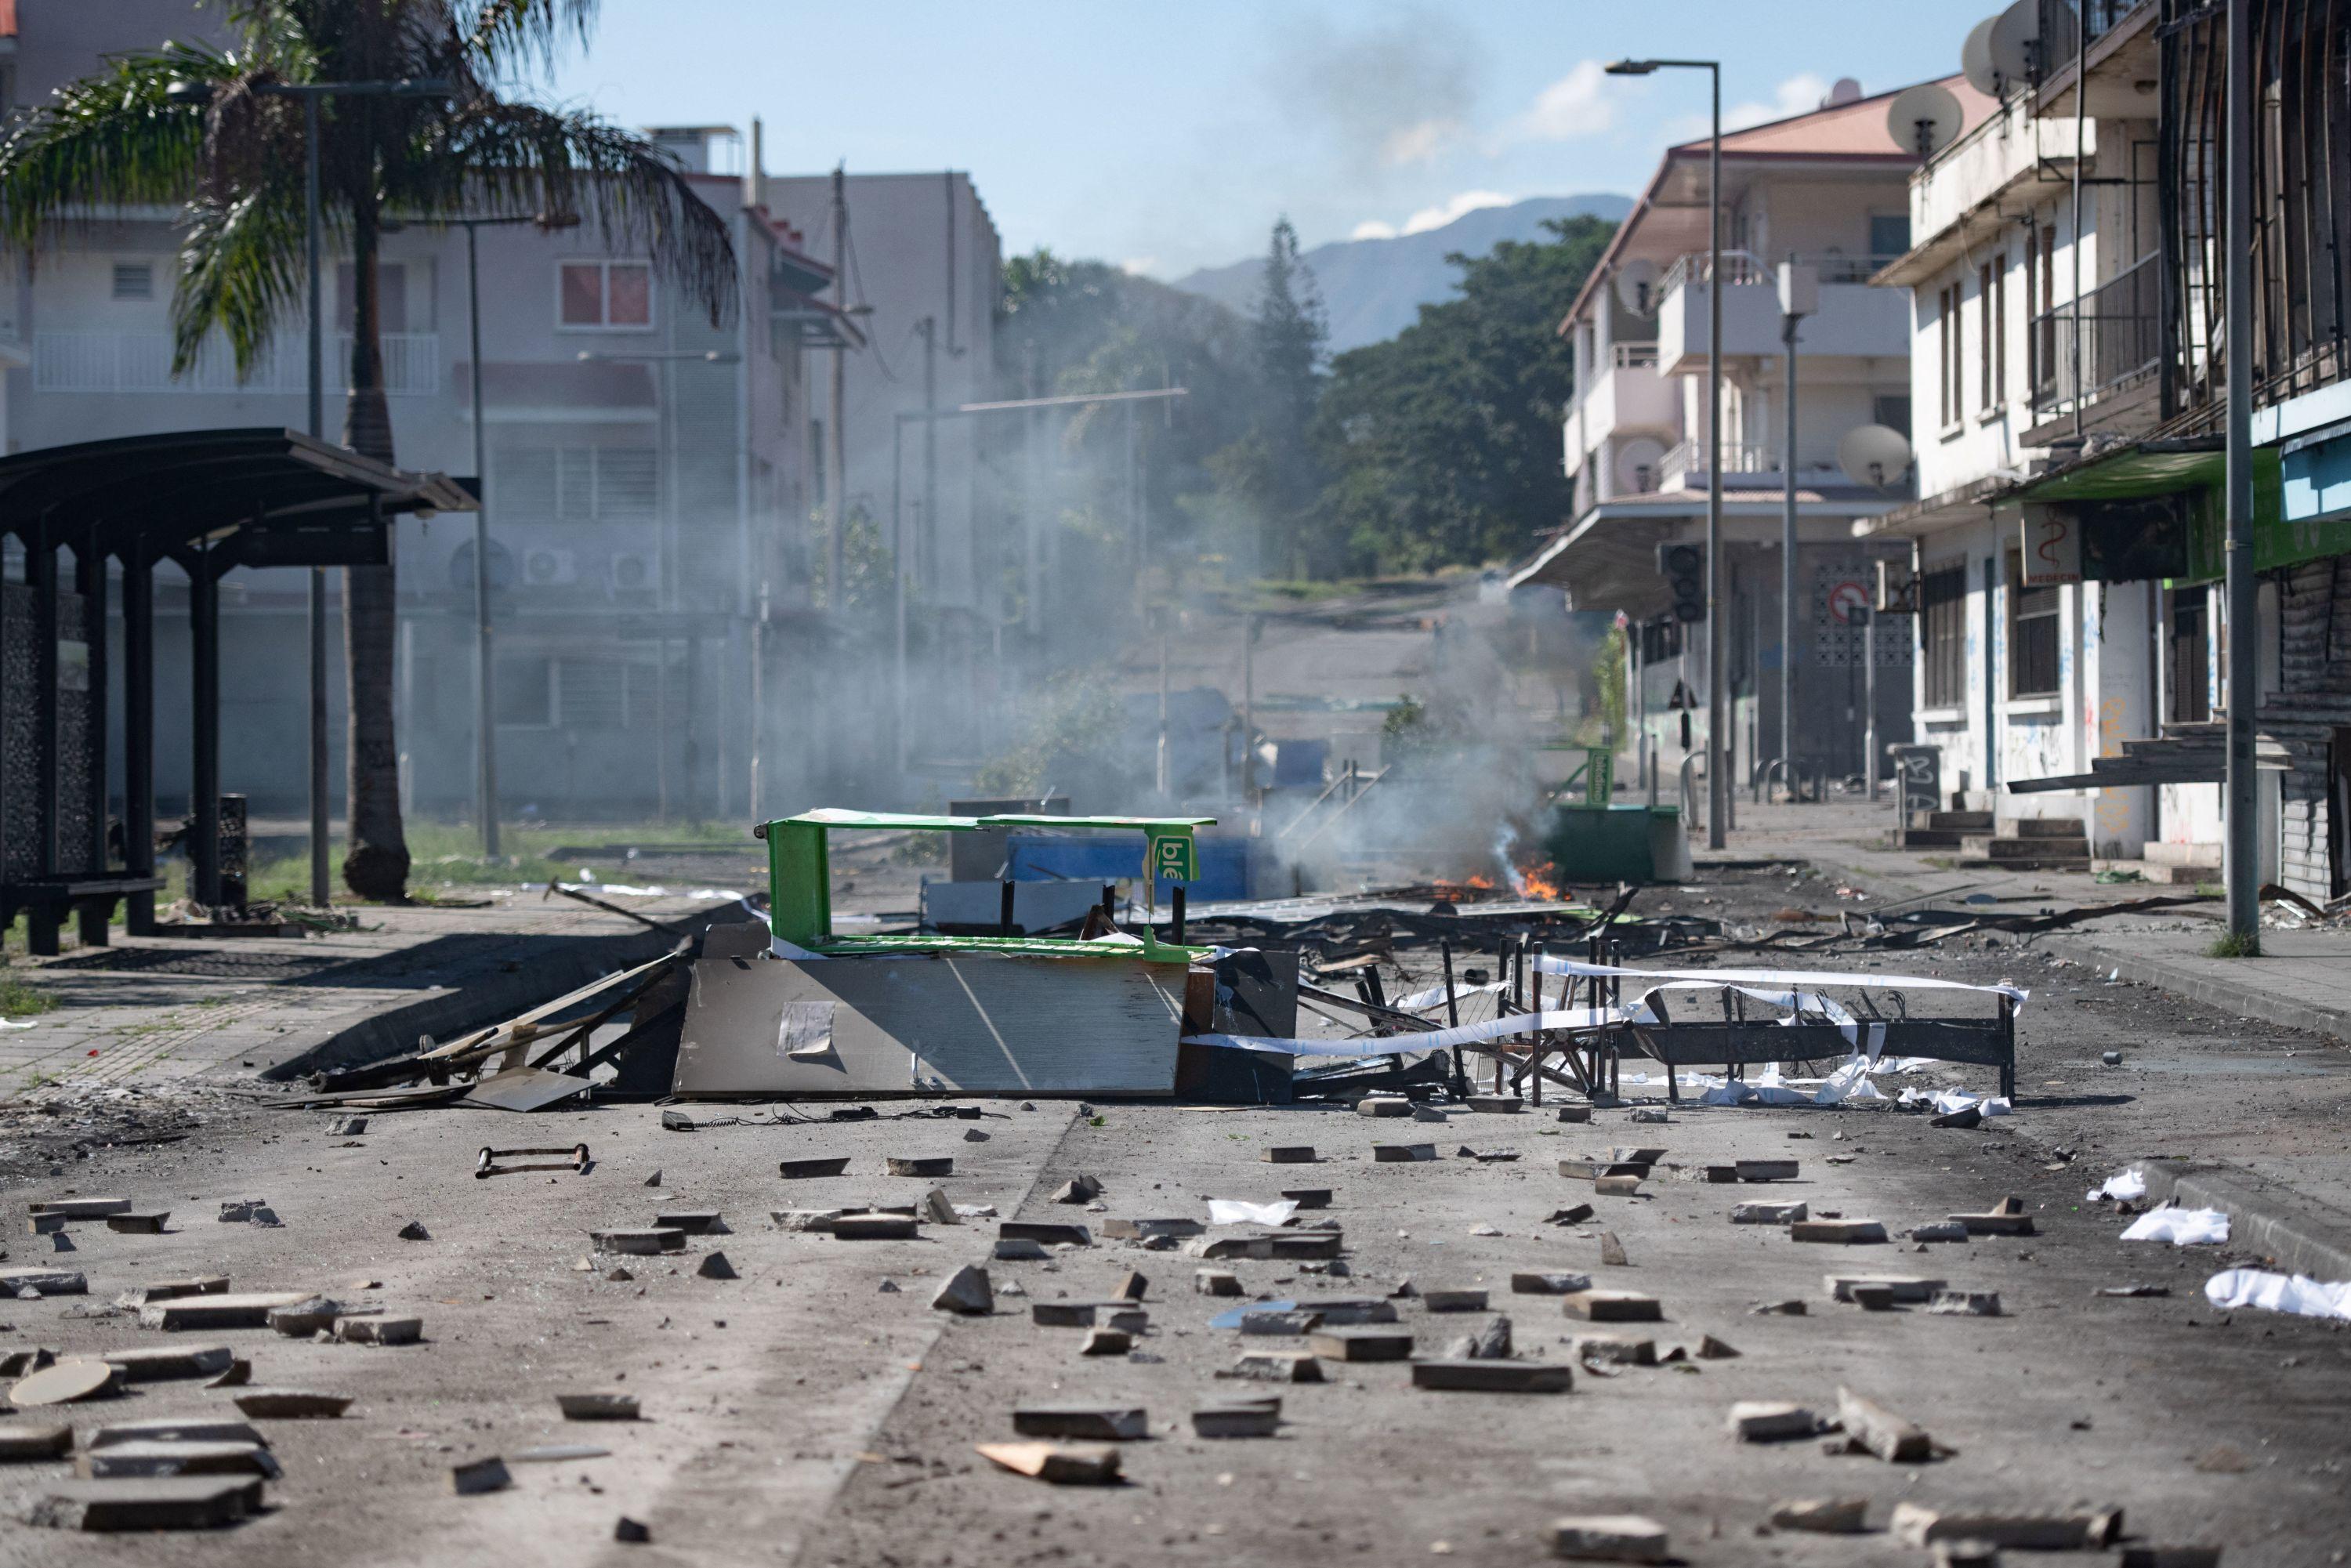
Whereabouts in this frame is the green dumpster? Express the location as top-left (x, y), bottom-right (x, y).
top-left (1543, 803), bottom-right (1686, 884)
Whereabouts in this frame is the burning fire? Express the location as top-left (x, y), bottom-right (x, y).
top-left (1518, 864), bottom-right (1563, 902)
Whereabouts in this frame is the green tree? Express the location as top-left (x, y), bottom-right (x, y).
top-left (1250, 215), bottom-right (1327, 574)
top-left (0, 0), bottom-right (736, 900)
top-left (1312, 215), bottom-right (1614, 572)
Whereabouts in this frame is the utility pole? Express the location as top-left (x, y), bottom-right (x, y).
top-left (919, 316), bottom-right (938, 595)
top-left (1242, 615), bottom-right (1258, 802)
top-left (1777, 258), bottom-right (1815, 802)
top-left (828, 165), bottom-right (849, 610)
top-left (2222, 0), bottom-right (2259, 949)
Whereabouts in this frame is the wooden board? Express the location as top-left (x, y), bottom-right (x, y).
top-left (671, 953), bottom-right (1190, 1097)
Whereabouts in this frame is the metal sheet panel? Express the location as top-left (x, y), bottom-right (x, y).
top-left (672, 954), bottom-right (1190, 1097)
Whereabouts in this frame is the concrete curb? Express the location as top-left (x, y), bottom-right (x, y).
top-left (2142, 1159), bottom-right (2351, 1285)
top-left (2040, 936), bottom-right (2351, 1047)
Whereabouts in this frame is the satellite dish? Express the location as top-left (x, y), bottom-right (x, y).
top-left (1823, 77), bottom-right (1863, 108)
top-left (1987, 0), bottom-right (2041, 85)
top-left (1886, 82), bottom-right (1963, 158)
top-left (1613, 258), bottom-right (1663, 318)
top-left (1839, 424), bottom-right (1915, 490)
top-left (1616, 436), bottom-right (1667, 494)
top-left (1962, 16), bottom-right (2005, 96)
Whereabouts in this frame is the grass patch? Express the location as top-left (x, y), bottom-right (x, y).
top-left (0, 973), bottom-right (57, 1017)
top-left (2205, 929), bottom-right (2261, 958)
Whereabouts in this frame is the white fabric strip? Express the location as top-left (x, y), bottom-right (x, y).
top-left (1531, 953), bottom-right (2028, 1006)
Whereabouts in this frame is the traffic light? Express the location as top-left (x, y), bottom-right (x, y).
top-left (1655, 541), bottom-right (1705, 623)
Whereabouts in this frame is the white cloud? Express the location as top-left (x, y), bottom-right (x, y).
top-left (1119, 256), bottom-right (1159, 277)
top-left (1505, 60), bottom-right (1617, 143)
top-left (1382, 116), bottom-right (1461, 167)
top-left (1399, 190), bottom-right (1513, 237)
top-left (1350, 220), bottom-right (1400, 241)
top-left (1723, 72), bottom-right (1834, 132)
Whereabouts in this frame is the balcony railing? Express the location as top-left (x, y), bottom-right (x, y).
top-left (1656, 250), bottom-right (1904, 295)
top-left (1660, 440), bottom-right (1776, 485)
top-left (1610, 342), bottom-right (1659, 368)
top-left (32, 331), bottom-right (440, 396)
top-left (2027, 252), bottom-right (2161, 416)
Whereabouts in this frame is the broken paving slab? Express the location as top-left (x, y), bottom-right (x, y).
top-left (1824, 1274), bottom-right (1945, 1305)
top-left (0, 1266), bottom-right (89, 1297)
top-left (885, 1157), bottom-right (955, 1179)
top-left (1593, 1176), bottom-right (1645, 1197)
top-left (1727, 1400), bottom-right (1819, 1442)
top-left (1950, 1208), bottom-right (2036, 1237)
top-left (1290, 1296), bottom-right (1395, 1325)
top-left (10, 1360), bottom-right (118, 1408)
top-left (1031, 1302), bottom-right (1099, 1328)
top-left (1463, 1095), bottom-right (1523, 1114)
top-left (1559, 1159), bottom-right (1653, 1182)
top-left (1735, 1160), bottom-right (1800, 1182)
top-left (230, 1389), bottom-right (352, 1419)
top-left (654, 1209), bottom-right (725, 1234)
top-left (89, 1418), bottom-right (267, 1450)
top-left (1574, 1333), bottom-right (1658, 1367)
top-left (105, 1214), bottom-right (172, 1236)
top-left (1192, 1400), bottom-right (1283, 1436)
top-left (1194, 1269), bottom-right (1244, 1297)
top-left (1001, 1220), bottom-right (1092, 1248)
top-left (0, 1349), bottom-right (55, 1377)
top-left (1260, 1146), bottom-right (1318, 1164)
top-left (449, 1457), bottom-right (513, 1496)
top-left (1196, 1231), bottom-right (1342, 1262)
top-left (1412, 1360), bottom-right (1571, 1394)
top-left (1790, 1218), bottom-right (1889, 1244)
top-left (332, 1316), bottom-right (422, 1345)
top-left (1835, 1386), bottom-right (1935, 1462)
top-left (1731, 1200), bottom-right (1806, 1225)
top-left (1078, 1327), bottom-right (1131, 1356)
top-left (1419, 1287), bottom-right (1488, 1313)
top-left (1768, 1497), bottom-right (1868, 1534)
top-left (1051, 1175), bottom-right (1104, 1204)
top-left (114, 1278), bottom-right (228, 1309)
top-left (1354, 1095), bottom-right (1415, 1118)
top-left (931, 1265), bottom-right (993, 1315)
top-left (77, 1441), bottom-right (280, 1481)
top-left (1925, 1290), bottom-right (2003, 1316)
top-left (1550, 1513), bottom-right (1670, 1563)
top-left (975, 1440), bottom-right (1121, 1484)
top-left (1114, 1271), bottom-right (1148, 1301)
top-left (1889, 1501), bottom-right (2121, 1550)
top-left (1101, 1217), bottom-right (1203, 1240)
top-left (28, 1197), bottom-right (134, 1220)
top-left (835, 1215), bottom-right (921, 1241)
top-left (1561, 1290), bottom-right (1661, 1324)
top-left (1907, 1221), bottom-right (1970, 1243)
top-left (1371, 1143), bottom-right (1437, 1163)
top-left (96, 1345), bottom-right (235, 1383)
top-left (1512, 1271), bottom-right (1594, 1296)
top-left (559, 1392), bottom-right (641, 1421)
top-left (267, 1298), bottom-right (343, 1337)
top-left (1307, 1326), bottom-right (1412, 1362)
top-left (694, 1252), bottom-right (738, 1280)
top-left (590, 1227), bottom-right (688, 1256)
top-left (993, 1237), bottom-right (1051, 1260)
top-left (27, 1476), bottom-right (260, 1532)
top-left (1011, 1404), bottom-right (1147, 1440)
top-left (1279, 1188), bottom-right (1331, 1209)
top-left (1226, 1349), bottom-right (1324, 1383)
top-left (777, 1157), bottom-right (852, 1179)
top-left (0, 1425), bottom-right (74, 1461)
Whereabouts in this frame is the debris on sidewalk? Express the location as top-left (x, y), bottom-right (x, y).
top-left (2121, 1208), bottom-right (2230, 1246)
top-left (974, 1440), bottom-right (1121, 1484)
top-left (1833, 1387), bottom-right (1934, 1461)
top-left (1191, 1398), bottom-right (1283, 1435)
top-left (1011, 1404), bottom-right (1147, 1440)
top-left (931, 1266), bottom-right (993, 1315)
top-left (1549, 1513), bottom-right (1669, 1563)
top-left (449, 1457), bottom-right (512, 1496)
top-left (1768, 1497), bottom-right (1867, 1533)
top-left (2202, 1267), bottom-right (2351, 1322)
top-left (230, 1389), bottom-right (351, 1418)
top-left (1889, 1501), bottom-right (2121, 1550)
top-left (1728, 1400), bottom-right (1818, 1442)
top-left (9, 1360), bottom-right (118, 1407)
top-left (559, 1392), bottom-right (640, 1421)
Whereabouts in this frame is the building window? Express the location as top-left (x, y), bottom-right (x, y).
top-left (495, 445), bottom-right (658, 526)
top-left (558, 260), bottom-right (654, 329)
top-left (2168, 586), bottom-right (2212, 722)
top-left (111, 261), bottom-right (154, 300)
top-left (1937, 284), bottom-right (1965, 428)
top-left (1869, 213), bottom-right (1911, 263)
top-left (1921, 561), bottom-right (1968, 708)
top-left (1978, 257), bottom-right (2005, 409)
top-left (494, 654), bottom-right (554, 728)
top-left (2007, 549), bottom-right (2061, 697)
top-left (2034, 224), bottom-right (2057, 399)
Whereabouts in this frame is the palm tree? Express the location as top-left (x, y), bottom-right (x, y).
top-left (0, 1), bottom-right (737, 901)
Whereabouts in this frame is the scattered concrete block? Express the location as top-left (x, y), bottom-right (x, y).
top-left (1102, 1307), bottom-right (1149, 1334)
top-left (1545, 1204), bottom-right (1596, 1226)
top-left (1929, 1541), bottom-right (2002, 1568)
top-left (1414, 1359), bottom-right (1570, 1393)
top-left (1465, 1095), bottom-right (1523, 1113)
top-left (1227, 1349), bottom-right (1324, 1382)
top-left (918, 1189), bottom-right (960, 1226)
top-left (832, 1215), bottom-right (919, 1241)
top-left (993, 1237), bottom-right (1050, 1260)
top-left (1907, 1222), bottom-right (1970, 1243)
top-left (1012, 1404), bottom-right (1147, 1440)
top-left (1372, 1143), bottom-right (1437, 1162)
top-left (1824, 1274), bottom-right (1945, 1305)
top-left (1574, 1334), bottom-right (1657, 1367)
top-left (25, 1214), bottom-right (67, 1234)
top-left (1950, 1208), bottom-right (2035, 1237)
top-left (1598, 1233), bottom-right (1629, 1267)
top-left (975, 1440), bottom-right (1121, 1484)
top-left (96, 1345), bottom-right (234, 1383)
top-left (777, 1157), bottom-right (850, 1179)
top-left (1101, 1217), bottom-right (1201, 1240)
top-left (0, 1424), bottom-right (73, 1461)
top-left (1731, 1201), bottom-right (1806, 1225)
top-left (1260, 1146), bottom-right (1317, 1164)
top-left (1750, 1298), bottom-right (1807, 1315)
top-left (1002, 1220), bottom-right (1092, 1248)
top-left (230, 1389), bottom-right (351, 1418)
top-left (559, 1392), bottom-right (640, 1421)
top-left (1559, 1159), bottom-right (1650, 1182)
top-left (1736, 1160), bottom-right (1799, 1182)
top-left (1728, 1401), bottom-right (1818, 1441)
top-left (216, 1200), bottom-right (269, 1224)
top-left (1194, 1269), bottom-right (1244, 1296)
top-left (1593, 1176), bottom-right (1644, 1197)
top-left (329, 1117), bottom-right (368, 1136)
top-left (267, 1298), bottom-right (342, 1338)
top-left (1114, 1270), bottom-right (1149, 1301)
top-left (1444, 1315), bottom-right (1512, 1360)
top-left (931, 1265), bottom-right (993, 1315)
top-left (395, 1220), bottom-right (430, 1241)
top-left (27, 1476), bottom-right (258, 1531)
top-left (105, 1214), bottom-right (170, 1235)
top-left (1512, 1271), bottom-right (1594, 1296)
top-left (1052, 1175), bottom-right (1104, 1204)
top-left (1694, 1334), bottom-right (1740, 1360)
top-left (450, 1457), bottom-right (512, 1496)
top-left (76, 1440), bottom-right (279, 1480)
top-left (1281, 1188), bottom-right (1332, 1208)
top-left (1078, 1327), bottom-right (1132, 1356)
top-left (591, 1228), bottom-right (686, 1255)
top-left (2117, 1549), bottom-right (2220, 1568)
top-left (614, 1516), bottom-right (652, 1543)
top-left (1197, 1232), bottom-right (1342, 1261)
top-left (1848, 1284), bottom-right (1900, 1312)
top-left (1926, 1289), bottom-right (2002, 1316)
top-left (1555, 1106), bottom-right (1592, 1123)
top-left (1457, 1146), bottom-right (1521, 1163)
top-left (643, 1170), bottom-right (662, 1187)
top-left (1033, 1302), bottom-right (1098, 1327)
top-left (655, 1210), bottom-right (724, 1234)
top-left (1791, 1219), bottom-right (1888, 1244)
top-left (1420, 1287), bottom-right (1488, 1313)
top-left (1766, 1497), bottom-right (1868, 1534)
top-left (1929, 1106), bottom-right (1983, 1129)
top-left (9, 1360), bottom-right (118, 1407)
top-left (1191, 1400), bottom-right (1283, 1436)
top-left (1628, 1107), bottom-right (1670, 1124)
top-left (1307, 1326), bottom-right (1412, 1362)
top-left (1889, 1502), bottom-right (2121, 1550)
top-left (1836, 1387), bottom-right (1933, 1462)
top-left (88, 1419), bottom-right (266, 1450)
top-left (1292, 1296), bottom-right (1395, 1325)
top-left (1549, 1513), bottom-right (1670, 1562)
top-left (965, 1128), bottom-right (991, 1143)
top-left (114, 1278), bottom-right (227, 1309)
top-left (1560, 1290), bottom-right (1661, 1323)
top-left (0, 1266), bottom-right (88, 1296)
top-left (771, 1208), bottom-right (849, 1233)
top-left (694, 1251), bottom-right (737, 1280)
top-left (1356, 1095), bottom-right (1414, 1117)
top-left (333, 1316), bottom-right (422, 1346)
top-left (886, 1157), bottom-right (955, 1178)
top-left (1672, 1164), bottom-right (1737, 1184)
top-left (31, 1197), bottom-right (133, 1219)
top-left (204, 1360), bottom-right (251, 1389)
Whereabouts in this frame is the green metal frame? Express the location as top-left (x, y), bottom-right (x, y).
top-left (755, 808), bottom-right (1216, 960)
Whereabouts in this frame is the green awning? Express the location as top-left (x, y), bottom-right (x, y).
top-left (987, 814), bottom-right (1219, 830)
top-left (784, 808), bottom-right (983, 831)
top-left (2011, 440), bottom-right (2292, 584)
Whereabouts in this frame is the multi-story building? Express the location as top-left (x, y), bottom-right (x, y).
top-left (1515, 77), bottom-right (1993, 795)
top-left (1870, 0), bottom-right (2351, 900)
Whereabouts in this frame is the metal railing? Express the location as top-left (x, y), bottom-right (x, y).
top-left (2027, 252), bottom-right (2161, 416)
top-left (33, 330), bottom-right (441, 397)
top-left (1610, 342), bottom-right (1660, 368)
top-left (1657, 250), bottom-right (1902, 295)
top-left (1660, 440), bottom-right (1777, 485)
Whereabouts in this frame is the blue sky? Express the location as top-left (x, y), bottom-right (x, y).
top-left (547, 2), bottom-right (1990, 281)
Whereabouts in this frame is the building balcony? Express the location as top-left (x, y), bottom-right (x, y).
top-left (1563, 342), bottom-right (1677, 475)
top-left (1657, 439), bottom-right (1907, 498)
top-left (1656, 252), bottom-right (1911, 375)
top-left (2027, 252), bottom-right (2161, 422)
top-left (32, 331), bottom-right (442, 397)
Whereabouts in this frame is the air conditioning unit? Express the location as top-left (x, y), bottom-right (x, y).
top-left (523, 548), bottom-right (577, 586)
top-left (609, 552), bottom-right (657, 592)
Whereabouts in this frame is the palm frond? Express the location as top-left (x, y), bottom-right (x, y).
top-left (0, 42), bottom-right (224, 250)
top-left (414, 100), bottom-right (739, 326)
top-left (459, 0), bottom-right (601, 76)
top-left (173, 183), bottom-right (309, 378)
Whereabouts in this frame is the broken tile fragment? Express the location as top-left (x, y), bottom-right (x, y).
top-left (1001, 1221), bottom-right (1091, 1248)
top-left (1011, 1404), bottom-right (1147, 1440)
top-left (590, 1228), bottom-right (686, 1256)
top-left (1191, 1400), bottom-right (1283, 1435)
top-left (1561, 1290), bottom-right (1660, 1323)
top-left (885, 1157), bottom-right (955, 1178)
top-left (96, 1345), bottom-right (234, 1383)
top-left (1031, 1302), bottom-right (1097, 1328)
top-left (1260, 1146), bottom-right (1317, 1164)
top-left (1835, 1386), bottom-right (1933, 1462)
top-left (974, 1440), bottom-right (1121, 1484)
top-left (776, 1157), bottom-right (849, 1180)
top-left (267, 1298), bottom-right (342, 1338)
top-left (1413, 1359), bottom-right (1570, 1393)
top-left (1907, 1222), bottom-right (1969, 1243)
top-left (1419, 1287), bottom-right (1488, 1313)
top-left (694, 1251), bottom-right (737, 1280)
top-left (1574, 1333), bottom-right (1657, 1367)
top-left (1371, 1143), bottom-right (1436, 1163)
top-left (1727, 1400), bottom-right (1817, 1441)
top-left (1306, 1326), bottom-right (1412, 1362)
top-left (1078, 1327), bottom-right (1131, 1356)
top-left (832, 1215), bottom-right (918, 1241)
top-left (1194, 1269), bottom-right (1244, 1297)
top-left (332, 1316), bottom-right (422, 1346)
top-left (0, 1424), bottom-right (74, 1462)
top-left (1598, 1233), bottom-right (1628, 1267)
top-left (1791, 1218), bottom-right (1889, 1244)
top-left (76, 1439), bottom-right (280, 1481)
top-left (1731, 1200), bottom-right (1806, 1225)
top-left (1550, 1513), bottom-right (1669, 1562)
top-left (558, 1392), bottom-right (640, 1421)
top-left (230, 1389), bottom-right (351, 1419)
top-left (1226, 1349), bottom-right (1323, 1382)
top-left (1355, 1095), bottom-right (1413, 1118)
top-left (1768, 1497), bottom-right (1868, 1534)
top-left (105, 1213), bottom-right (170, 1235)
top-left (931, 1265), bottom-right (993, 1315)
top-left (26, 1476), bottom-right (259, 1531)
top-left (449, 1457), bottom-right (512, 1496)
top-left (1824, 1274), bottom-right (1943, 1305)
top-left (1512, 1271), bottom-right (1593, 1296)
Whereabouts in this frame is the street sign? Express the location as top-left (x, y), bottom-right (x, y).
top-left (1583, 747), bottom-right (1614, 806)
top-left (2020, 503), bottom-right (2083, 584)
top-left (1147, 829), bottom-right (1197, 884)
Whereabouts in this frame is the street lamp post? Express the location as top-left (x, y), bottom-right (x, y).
top-left (2222, 0), bottom-right (2259, 950)
top-left (1609, 56), bottom-right (1725, 846)
top-left (165, 74), bottom-right (449, 905)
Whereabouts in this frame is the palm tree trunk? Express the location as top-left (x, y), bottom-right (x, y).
top-left (340, 201), bottom-right (411, 902)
